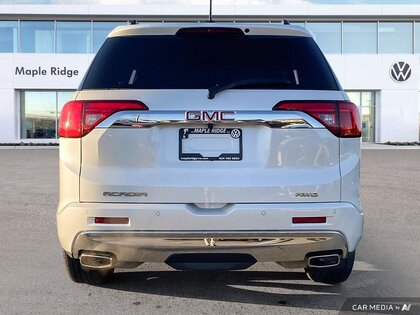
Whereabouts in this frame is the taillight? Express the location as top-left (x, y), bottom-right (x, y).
top-left (58, 101), bottom-right (83, 138)
top-left (273, 101), bottom-right (361, 138)
top-left (59, 100), bottom-right (148, 138)
top-left (337, 102), bottom-right (362, 138)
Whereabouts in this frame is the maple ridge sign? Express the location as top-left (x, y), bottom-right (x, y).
top-left (15, 66), bottom-right (79, 78)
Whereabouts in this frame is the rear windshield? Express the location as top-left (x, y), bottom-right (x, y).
top-left (81, 35), bottom-right (339, 91)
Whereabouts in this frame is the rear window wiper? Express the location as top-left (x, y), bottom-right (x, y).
top-left (208, 78), bottom-right (291, 99)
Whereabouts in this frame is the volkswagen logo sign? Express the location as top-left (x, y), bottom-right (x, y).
top-left (390, 62), bottom-right (412, 82)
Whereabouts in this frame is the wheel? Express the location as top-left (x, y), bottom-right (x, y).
top-left (305, 251), bottom-right (355, 284)
top-left (63, 251), bottom-right (114, 285)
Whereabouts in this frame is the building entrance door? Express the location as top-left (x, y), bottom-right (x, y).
top-left (347, 91), bottom-right (376, 142)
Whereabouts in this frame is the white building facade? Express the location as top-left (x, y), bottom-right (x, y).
top-left (1, 3), bottom-right (420, 143)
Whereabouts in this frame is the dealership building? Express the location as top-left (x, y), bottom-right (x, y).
top-left (1, 3), bottom-right (420, 143)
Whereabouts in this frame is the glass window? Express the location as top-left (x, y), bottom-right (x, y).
top-left (21, 91), bottom-right (56, 139)
top-left (56, 21), bottom-right (91, 54)
top-left (414, 22), bottom-right (420, 54)
top-left (83, 36), bottom-right (339, 91)
top-left (20, 21), bottom-right (54, 53)
top-left (343, 22), bottom-right (377, 54)
top-left (0, 21), bottom-right (18, 53)
top-left (93, 21), bottom-right (126, 53)
top-left (21, 90), bottom-right (74, 139)
top-left (361, 91), bottom-right (376, 142)
top-left (306, 22), bottom-right (342, 54)
top-left (346, 91), bottom-right (376, 142)
top-left (379, 22), bottom-right (413, 54)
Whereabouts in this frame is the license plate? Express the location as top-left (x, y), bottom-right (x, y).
top-left (179, 127), bottom-right (242, 161)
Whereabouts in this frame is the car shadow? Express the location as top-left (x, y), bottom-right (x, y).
top-left (101, 268), bottom-right (367, 311)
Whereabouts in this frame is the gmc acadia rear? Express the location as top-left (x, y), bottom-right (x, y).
top-left (57, 23), bottom-right (363, 285)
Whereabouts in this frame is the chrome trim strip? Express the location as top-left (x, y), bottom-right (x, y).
top-left (72, 230), bottom-right (347, 264)
top-left (96, 110), bottom-right (324, 129)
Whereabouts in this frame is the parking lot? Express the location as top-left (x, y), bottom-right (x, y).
top-left (0, 148), bottom-right (419, 314)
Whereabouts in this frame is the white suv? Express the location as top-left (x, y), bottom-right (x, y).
top-left (57, 23), bottom-right (363, 285)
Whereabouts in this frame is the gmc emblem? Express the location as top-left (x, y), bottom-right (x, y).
top-left (185, 111), bottom-right (235, 122)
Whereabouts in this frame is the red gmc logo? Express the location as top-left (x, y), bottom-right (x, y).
top-left (185, 111), bottom-right (235, 122)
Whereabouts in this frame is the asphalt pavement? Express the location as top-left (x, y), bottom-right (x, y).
top-left (0, 148), bottom-right (419, 314)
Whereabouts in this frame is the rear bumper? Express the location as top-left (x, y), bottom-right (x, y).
top-left (57, 202), bottom-right (363, 264)
top-left (72, 230), bottom-right (348, 264)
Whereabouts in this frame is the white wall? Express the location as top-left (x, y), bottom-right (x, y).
top-left (0, 53), bottom-right (16, 143)
top-left (327, 54), bottom-right (420, 143)
top-left (0, 54), bottom-right (92, 143)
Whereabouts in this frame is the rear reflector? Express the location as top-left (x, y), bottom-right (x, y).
top-left (59, 100), bottom-right (148, 138)
top-left (292, 217), bottom-right (327, 224)
top-left (273, 101), bottom-right (361, 138)
top-left (94, 217), bottom-right (129, 224)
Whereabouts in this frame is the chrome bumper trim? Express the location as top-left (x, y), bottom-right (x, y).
top-left (95, 110), bottom-right (324, 129)
top-left (72, 230), bottom-right (348, 263)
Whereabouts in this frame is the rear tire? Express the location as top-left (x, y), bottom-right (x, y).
top-left (63, 251), bottom-right (114, 285)
top-left (305, 251), bottom-right (355, 284)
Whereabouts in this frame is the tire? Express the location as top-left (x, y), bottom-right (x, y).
top-left (63, 251), bottom-right (114, 285)
top-left (305, 251), bottom-right (355, 284)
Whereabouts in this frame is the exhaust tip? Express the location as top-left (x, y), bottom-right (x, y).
top-left (308, 254), bottom-right (340, 268)
top-left (80, 253), bottom-right (114, 269)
